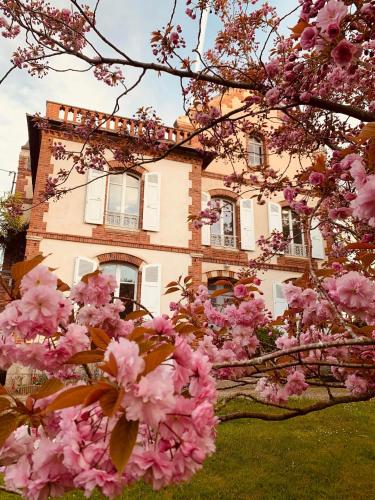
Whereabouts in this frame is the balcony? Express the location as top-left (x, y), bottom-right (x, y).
top-left (211, 234), bottom-right (236, 249)
top-left (285, 243), bottom-right (307, 258)
top-left (48, 103), bottom-right (192, 146)
top-left (105, 212), bottom-right (139, 230)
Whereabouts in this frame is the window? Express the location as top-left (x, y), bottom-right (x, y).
top-left (248, 137), bottom-right (263, 166)
top-left (211, 199), bottom-right (236, 248)
top-left (106, 173), bottom-right (140, 230)
top-left (100, 263), bottom-right (138, 315)
top-left (282, 208), bottom-right (307, 257)
top-left (208, 278), bottom-right (234, 308)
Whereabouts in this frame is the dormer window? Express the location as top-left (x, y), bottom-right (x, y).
top-left (248, 136), bottom-right (264, 166)
top-left (106, 173), bottom-right (140, 230)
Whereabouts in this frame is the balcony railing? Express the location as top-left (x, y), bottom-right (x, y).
top-left (48, 103), bottom-right (192, 146)
top-left (105, 212), bottom-right (139, 230)
top-left (211, 234), bottom-right (236, 249)
top-left (285, 243), bottom-right (307, 258)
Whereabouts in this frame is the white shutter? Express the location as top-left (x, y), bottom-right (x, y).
top-left (273, 283), bottom-right (288, 318)
top-left (143, 173), bottom-right (161, 231)
top-left (141, 264), bottom-right (161, 316)
top-left (268, 202), bottom-right (282, 233)
top-left (84, 168), bottom-right (106, 224)
top-left (73, 256), bottom-right (97, 284)
top-left (311, 218), bottom-right (325, 259)
top-left (240, 199), bottom-right (255, 250)
top-left (201, 191), bottom-right (211, 246)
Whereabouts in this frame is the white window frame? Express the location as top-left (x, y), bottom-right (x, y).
top-left (100, 262), bottom-right (138, 300)
top-left (282, 207), bottom-right (305, 245)
top-left (106, 173), bottom-right (141, 230)
top-left (248, 136), bottom-right (264, 166)
top-left (210, 198), bottom-right (236, 249)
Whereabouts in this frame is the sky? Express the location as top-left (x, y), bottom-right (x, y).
top-left (0, 0), bottom-right (298, 195)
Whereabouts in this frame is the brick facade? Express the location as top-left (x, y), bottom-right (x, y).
top-left (10, 100), bottom-right (313, 317)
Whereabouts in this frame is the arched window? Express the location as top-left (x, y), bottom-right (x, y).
top-left (207, 277), bottom-right (235, 308)
top-left (100, 262), bottom-right (138, 314)
top-left (211, 199), bottom-right (236, 248)
top-left (105, 173), bottom-right (140, 230)
top-left (281, 207), bottom-right (306, 257)
top-left (248, 136), bottom-right (264, 166)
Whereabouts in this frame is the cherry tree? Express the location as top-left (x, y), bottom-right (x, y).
top-left (0, 0), bottom-right (375, 498)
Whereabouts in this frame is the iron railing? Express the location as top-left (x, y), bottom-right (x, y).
top-left (211, 234), bottom-right (236, 249)
top-left (285, 243), bottom-right (307, 258)
top-left (105, 212), bottom-right (139, 230)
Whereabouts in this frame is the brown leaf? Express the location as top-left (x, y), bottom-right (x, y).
top-left (90, 327), bottom-right (111, 350)
top-left (32, 378), bottom-right (64, 400)
top-left (358, 252), bottom-right (375, 268)
top-left (142, 343), bottom-right (174, 376)
top-left (11, 255), bottom-right (46, 283)
top-left (110, 416), bottom-right (139, 472)
top-left (164, 287), bottom-right (180, 294)
top-left (175, 323), bottom-right (197, 334)
top-left (183, 275), bottom-right (192, 284)
top-left (316, 269), bottom-right (336, 277)
top-left (100, 387), bottom-right (123, 417)
top-left (210, 288), bottom-right (231, 298)
top-left (0, 397), bottom-right (11, 412)
top-left (66, 350), bottom-right (104, 364)
top-left (100, 352), bottom-right (118, 378)
top-left (0, 385), bottom-right (8, 395)
top-left (82, 382), bottom-right (113, 407)
top-left (213, 279), bottom-right (234, 287)
top-left (57, 279), bottom-right (70, 292)
top-left (125, 310), bottom-right (149, 321)
top-left (46, 384), bottom-right (101, 412)
top-left (236, 277), bottom-right (255, 285)
top-left (357, 122), bottom-right (375, 141)
top-left (166, 281), bottom-right (179, 287)
top-left (81, 270), bottom-right (100, 284)
top-left (345, 242), bottom-right (375, 250)
top-left (0, 412), bottom-right (20, 447)
top-left (289, 19), bottom-right (309, 38)
top-left (127, 326), bottom-right (150, 341)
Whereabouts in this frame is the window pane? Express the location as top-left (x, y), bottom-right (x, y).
top-left (119, 283), bottom-right (135, 314)
top-left (119, 265), bottom-right (137, 284)
top-left (249, 137), bottom-right (263, 165)
top-left (101, 263), bottom-right (116, 276)
top-left (108, 183), bottom-right (122, 213)
top-left (292, 214), bottom-right (303, 244)
top-left (125, 186), bottom-right (139, 214)
top-left (222, 203), bottom-right (234, 236)
top-left (126, 175), bottom-right (139, 188)
top-left (282, 208), bottom-right (291, 239)
top-left (109, 174), bottom-right (123, 185)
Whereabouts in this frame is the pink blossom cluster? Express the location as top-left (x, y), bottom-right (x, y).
top-left (0, 266), bottom-right (218, 498)
top-left (1, 340), bottom-right (217, 498)
top-left (192, 199), bottom-right (221, 229)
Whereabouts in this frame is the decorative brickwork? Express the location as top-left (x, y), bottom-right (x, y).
top-left (97, 252), bottom-right (144, 268)
top-left (208, 188), bottom-right (238, 200)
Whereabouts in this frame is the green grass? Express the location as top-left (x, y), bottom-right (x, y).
top-left (1, 400), bottom-right (375, 499)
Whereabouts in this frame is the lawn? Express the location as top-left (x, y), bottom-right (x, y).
top-left (1, 399), bottom-right (374, 499)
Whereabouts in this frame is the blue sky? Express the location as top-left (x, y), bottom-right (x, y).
top-left (0, 0), bottom-right (298, 194)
